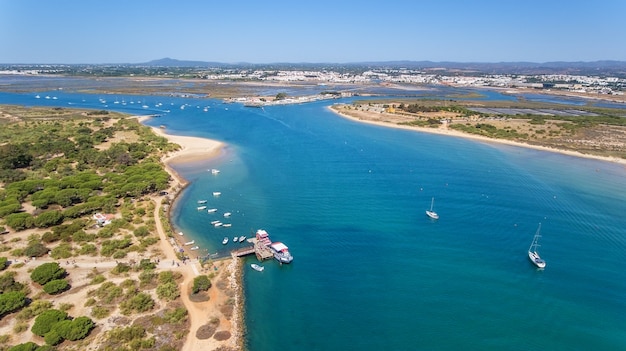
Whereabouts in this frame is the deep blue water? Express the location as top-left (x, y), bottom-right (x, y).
top-left (1, 80), bottom-right (626, 350)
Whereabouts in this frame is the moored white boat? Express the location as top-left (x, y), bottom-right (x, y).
top-left (197, 200), bottom-right (207, 204)
top-left (251, 263), bottom-right (264, 272)
top-left (211, 169), bottom-right (220, 174)
top-left (223, 212), bottom-right (232, 217)
top-left (214, 222), bottom-right (223, 227)
top-left (184, 240), bottom-right (195, 246)
top-left (197, 206), bottom-right (207, 210)
top-left (425, 197), bottom-right (439, 220)
top-left (270, 242), bottom-right (293, 264)
top-left (222, 237), bottom-right (228, 244)
top-left (207, 208), bottom-right (217, 213)
top-left (213, 192), bottom-right (221, 196)
top-left (238, 236), bottom-right (246, 243)
top-left (178, 231), bottom-right (184, 236)
top-left (222, 223), bottom-right (232, 227)
top-left (528, 223), bottom-right (546, 268)
top-left (190, 246), bottom-right (199, 251)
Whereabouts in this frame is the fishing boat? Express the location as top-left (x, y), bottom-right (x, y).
top-left (528, 223), bottom-right (546, 268)
top-left (425, 197), bottom-right (439, 220)
top-left (222, 237), bottom-right (228, 245)
top-left (251, 263), bottom-right (264, 272)
top-left (184, 240), bottom-right (195, 246)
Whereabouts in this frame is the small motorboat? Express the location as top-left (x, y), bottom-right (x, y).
top-left (222, 237), bottom-right (228, 245)
top-left (190, 246), bottom-right (199, 251)
top-left (238, 236), bottom-right (246, 243)
top-left (251, 263), bottom-right (264, 272)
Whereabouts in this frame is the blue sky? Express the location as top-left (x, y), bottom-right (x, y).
top-left (1, 0), bottom-right (625, 64)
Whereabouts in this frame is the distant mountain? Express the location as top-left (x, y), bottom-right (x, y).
top-left (140, 57), bottom-right (223, 67)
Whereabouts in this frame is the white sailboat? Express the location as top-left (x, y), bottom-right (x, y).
top-left (528, 223), bottom-right (546, 268)
top-left (425, 197), bottom-right (439, 220)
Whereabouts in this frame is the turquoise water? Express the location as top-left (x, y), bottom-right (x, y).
top-left (1, 85), bottom-right (626, 350)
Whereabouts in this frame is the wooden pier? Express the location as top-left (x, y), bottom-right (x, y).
top-left (231, 238), bottom-right (274, 261)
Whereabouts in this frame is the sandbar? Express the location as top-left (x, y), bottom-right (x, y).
top-left (329, 106), bottom-right (626, 166)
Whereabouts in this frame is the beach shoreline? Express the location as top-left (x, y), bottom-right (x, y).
top-left (328, 106), bottom-right (626, 166)
top-left (137, 115), bottom-right (245, 350)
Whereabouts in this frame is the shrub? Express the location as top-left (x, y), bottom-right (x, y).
top-left (111, 262), bottom-right (131, 275)
top-left (15, 300), bottom-right (53, 321)
top-left (156, 281), bottom-right (179, 301)
top-left (50, 243), bottom-right (73, 259)
top-left (192, 275), bottom-right (211, 294)
top-left (43, 279), bottom-right (70, 295)
top-left (23, 242), bottom-right (49, 258)
top-left (0, 271), bottom-right (26, 293)
top-left (34, 210), bottom-right (64, 228)
top-left (120, 292), bottom-right (154, 315)
top-left (43, 329), bottom-right (63, 346)
top-left (0, 291), bottom-right (27, 317)
top-left (133, 226), bottom-right (150, 238)
top-left (30, 262), bottom-right (66, 285)
top-left (138, 258), bottom-right (156, 271)
top-left (57, 316), bottom-right (94, 341)
top-left (0, 256), bottom-right (8, 270)
top-left (91, 306), bottom-right (111, 319)
top-left (31, 309), bottom-right (68, 337)
top-left (163, 307), bottom-right (188, 324)
top-left (7, 342), bottom-right (40, 351)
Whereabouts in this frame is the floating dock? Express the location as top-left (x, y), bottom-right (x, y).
top-left (231, 238), bottom-right (274, 261)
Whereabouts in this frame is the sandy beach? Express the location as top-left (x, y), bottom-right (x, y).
top-left (136, 116), bottom-right (245, 350)
top-left (328, 106), bottom-right (626, 166)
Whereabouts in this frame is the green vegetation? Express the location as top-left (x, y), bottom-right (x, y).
top-left (30, 262), bottom-right (66, 286)
top-left (156, 270), bottom-right (181, 301)
top-left (42, 279), bottom-right (70, 295)
top-left (192, 275), bottom-right (212, 294)
top-left (31, 309), bottom-right (94, 345)
top-left (450, 123), bottom-right (528, 139)
top-left (0, 106), bottom-right (201, 350)
top-left (0, 108), bottom-right (176, 233)
top-left (0, 291), bottom-right (27, 318)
